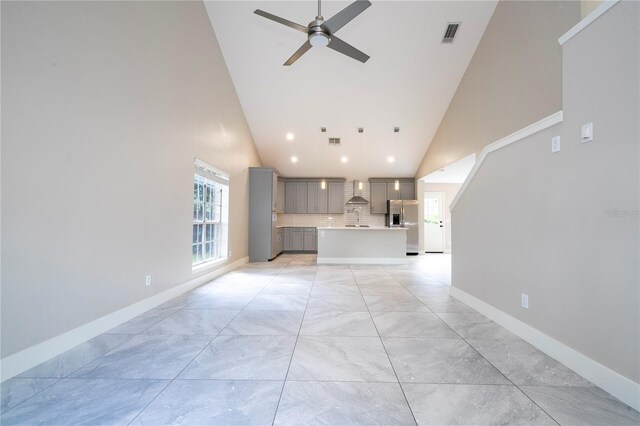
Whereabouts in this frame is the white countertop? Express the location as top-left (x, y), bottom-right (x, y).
top-left (317, 226), bottom-right (407, 231)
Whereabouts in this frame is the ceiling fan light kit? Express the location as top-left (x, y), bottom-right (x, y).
top-left (254, 0), bottom-right (372, 66)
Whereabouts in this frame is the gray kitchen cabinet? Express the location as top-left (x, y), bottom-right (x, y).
top-left (249, 167), bottom-right (280, 262)
top-left (307, 182), bottom-right (318, 213)
top-left (272, 173), bottom-right (278, 211)
top-left (276, 181), bottom-right (285, 213)
top-left (295, 182), bottom-right (307, 213)
top-left (290, 228), bottom-right (305, 251)
top-left (370, 182), bottom-right (388, 214)
top-left (285, 182), bottom-right (296, 213)
top-left (284, 228), bottom-right (292, 251)
top-left (277, 228), bottom-right (284, 254)
top-left (387, 182), bottom-right (400, 200)
top-left (327, 182), bottom-right (344, 214)
top-left (303, 228), bottom-right (317, 251)
top-left (317, 184), bottom-right (328, 214)
top-left (400, 182), bottom-right (415, 200)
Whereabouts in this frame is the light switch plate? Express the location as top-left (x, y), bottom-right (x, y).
top-left (145, 275), bottom-right (152, 287)
top-left (551, 136), bottom-right (561, 153)
top-left (521, 293), bottom-right (529, 309)
top-left (581, 122), bottom-right (593, 143)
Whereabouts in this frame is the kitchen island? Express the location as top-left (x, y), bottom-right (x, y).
top-left (316, 227), bottom-right (408, 264)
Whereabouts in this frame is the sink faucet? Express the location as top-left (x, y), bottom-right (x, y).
top-left (348, 208), bottom-right (361, 226)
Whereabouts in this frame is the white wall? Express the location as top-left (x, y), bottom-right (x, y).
top-left (452, 0), bottom-right (639, 390)
top-left (415, 0), bottom-right (581, 178)
top-left (1, 1), bottom-right (261, 358)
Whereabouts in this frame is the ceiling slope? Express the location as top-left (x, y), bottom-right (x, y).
top-left (205, 1), bottom-right (496, 180)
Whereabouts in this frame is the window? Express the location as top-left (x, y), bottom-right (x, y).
top-left (193, 160), bottom-right (229, 268)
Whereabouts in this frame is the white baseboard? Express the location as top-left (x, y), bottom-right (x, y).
top-left (317, 257), bottom-right (408, 265)
top-left (0, 256), bottom-right (249, 382)
top-left (450, 286), bottom-right (640, 411)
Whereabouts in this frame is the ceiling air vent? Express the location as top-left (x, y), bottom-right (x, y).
top-left (329, 138), bottom-right (341, 145)
top-left (442, 22), bottom-right (461, 43)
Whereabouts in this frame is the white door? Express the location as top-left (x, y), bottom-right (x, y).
top-left (424, 192), bottom-right (445, 252)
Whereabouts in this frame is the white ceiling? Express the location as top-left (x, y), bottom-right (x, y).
top-left (205, 1), bottom-right (496, 180)
top-left (421, 153), bottom-right (475, 183)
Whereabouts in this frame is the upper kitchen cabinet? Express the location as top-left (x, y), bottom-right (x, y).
top-left (327, 182), bottom-right (344, 214)
top-left (284, 181), bottom-right (308, 214)
top-left (387, 182), bottom-right (400, 201)
top-left (369, 178), bottom-right (417, 213)
top-left (400, 182), bottom-right (415, 200)
top-left (276, 180), bottom-right (285, 213)
top-left (307, 181), bottom-right (329, 214)
top-left (272, 172), bottom-right (278, 211)
top-left (370, 182), bottom-right (387, 214)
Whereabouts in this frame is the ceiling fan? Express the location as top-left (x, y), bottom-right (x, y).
top-left (254, 0), bottom-right (372, 66)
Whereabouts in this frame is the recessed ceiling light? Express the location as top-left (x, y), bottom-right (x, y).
top-left (341, 156), bottom-right (348, 163)
top-left (286, 132), bottom-right (295, 141)
top-left (291, 156), bottom-right (298, 163)
top-left (387, 156), bottom-right (395, 163)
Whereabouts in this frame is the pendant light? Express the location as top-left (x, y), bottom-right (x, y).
top-left (321, 179), bottom-right (326, 190)
top-left (395, 179), bottom-right (400, 191)
top-left (321, 127), bottom-right (327, 190)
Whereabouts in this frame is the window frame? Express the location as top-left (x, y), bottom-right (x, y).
top-left (192, 160), bottom-right (229, 270)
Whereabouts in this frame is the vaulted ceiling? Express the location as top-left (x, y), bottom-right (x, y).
top-left (205, 1), bottom-right (496, 180)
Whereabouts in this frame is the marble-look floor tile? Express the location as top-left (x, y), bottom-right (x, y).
top-left (418, 296), bottom-right (475, 313)
top-left (288, 336), bottom-right (396, 382)
top-left (402, 384), bottom-right (556, 425)
top-left (404, 286), bottom-right (451, 298)
top-left (18, 334), bottom-right (131, 378)
top-left (1, 378), bottom-right (58, 413)
top-left (131, 380), bottom-right (282, 426)
top-left (306, 295), bottom-right (367, 312)
top-left (300, 311), bottom-right (378, 336)
top-left (371, 312), bottom-right (459, 338)
top-left (106, 308), bottom-right (179, 334)
top-left (311, 283), bottom-right (361, 296)
top-left (467, 339), bottom-right (592, 386)
top-left (358, 284), bottom-right (411, 296)
top-left (521, 386), bottom-right (640, 426)
top-left (383, 338), bottom-right (509, 384)
top-left (0, 379), bottom-right (168, 426)
top-left (221, 310), bottom-right (304, 335)
top-left (244, 294), bottom-right (308, 311)
top-left (186, 293), bottom-right (255, 310)
top-left (260, 282), bottom-right (312, 295)
top-left (71, 334), bottom-right (211, 379)
top-left (437, 312), bottom-right (519, 339)
top-left (364, 295), bottom-right (430, 312)
top-left (144, 309), bottom-right (238, 335)
top-left (179, 335), bottom-right (296, 380)
top-left (274, 381), bottom-right (416, 426)
top-left (154, 291), bottom-right (204, 309)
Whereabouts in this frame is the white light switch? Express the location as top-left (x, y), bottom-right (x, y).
top-left (551, 136), bottom-right (561, 153)
top-left (145, 275), bottom-right (152, 287)
top-left (521, 293), bottom-right (529, 309)
top-left (581, 122), bottom-right (593, 143)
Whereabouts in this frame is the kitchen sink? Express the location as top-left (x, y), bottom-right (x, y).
top-left (345, 224), bottom-right (370, 227)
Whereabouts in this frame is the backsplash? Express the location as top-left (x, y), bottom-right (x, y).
top-left (276, 181), bottom-right (386, 228)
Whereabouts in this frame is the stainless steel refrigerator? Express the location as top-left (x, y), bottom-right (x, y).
top-left (386, 200), bottom-right (419, 254)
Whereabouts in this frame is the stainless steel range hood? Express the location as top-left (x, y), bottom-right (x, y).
top-left (345, 180), bottom-right (369, 205)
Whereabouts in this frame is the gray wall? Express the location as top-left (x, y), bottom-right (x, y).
top-left (1, 1), bottom-right (262, 358)
top-left (452, 1), bottom-right (639, 383)
top-left (415, 1), bottom-right (581, 179)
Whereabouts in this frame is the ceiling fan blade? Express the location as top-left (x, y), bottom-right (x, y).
top-left (284, 40), bottom-right (313, 66)
top-left (327, 36), bottom-right (369, 63)
top-left (323, 0), bottom-right (371, 35)
top-left (254, 9), bottom-right (308, 33)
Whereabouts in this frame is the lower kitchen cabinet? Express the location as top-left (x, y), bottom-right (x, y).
top-left (282, 227), bottom-right (317, 252)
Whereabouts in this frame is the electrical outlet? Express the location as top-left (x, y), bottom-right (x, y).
top-left (581, 122), bottom-right (593, 143)
top-left (551, 136), bottom-right (561, 153)
top-left (521, 293), bottom-right (529, 309)
top-left (145, 275), bottom-right (152, 287)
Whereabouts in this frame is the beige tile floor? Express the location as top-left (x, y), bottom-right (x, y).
top-left (2, 254), bottom-right (638, 425)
